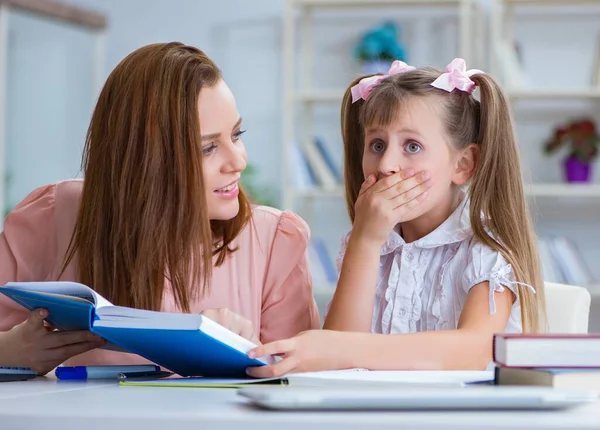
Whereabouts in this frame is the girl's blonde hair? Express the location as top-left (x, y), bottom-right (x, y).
top-left (340, 66), bottom-right (545, 333)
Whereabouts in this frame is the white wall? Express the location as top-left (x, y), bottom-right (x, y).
top-left (61, 0), bottom-right (288, 200)
top-left (4, 8), bottom-right (97, 213)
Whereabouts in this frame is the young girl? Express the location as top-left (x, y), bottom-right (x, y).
top-left (247, 58), bottom-right (545, 377)
top-left (0, 42), bottom-right (320, 375)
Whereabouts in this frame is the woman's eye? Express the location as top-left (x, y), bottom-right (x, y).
top-left (233, 129), bottom-right (246, 142)
top-left (202, 144), bottom-right (216, 156)
top-left (406, 142), bottom-right (421, 154)
top-left (370, 140), bottom-right (385, 153)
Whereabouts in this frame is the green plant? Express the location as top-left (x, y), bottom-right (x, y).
top-left (353, 21), bottom-right (407, 63)
top-left (544, 118), bottom-right (599, 164)
top-left (240, 163), bottom-right (277, 208)
top-left (2, 171), bottom-right (12, 219)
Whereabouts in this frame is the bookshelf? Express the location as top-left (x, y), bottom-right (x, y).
top-left (489, 0), bottom-right (600, 292)
top-left (281, 0), bottom-right (486, 210)
top-left (282, 0), bottom-right (600, 317)
top-left (282, 0), bottom-right (487, 319)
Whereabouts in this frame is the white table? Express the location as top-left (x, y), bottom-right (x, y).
top-left (0, 377), bottom-right (599, 430)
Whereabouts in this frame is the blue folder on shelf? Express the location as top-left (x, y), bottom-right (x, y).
top-left (0, 281), bottom-right (271, 377)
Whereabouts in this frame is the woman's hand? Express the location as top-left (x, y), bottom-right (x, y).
top-left (352, 170), bottom-right (432, 247)
top-left (0, 309), bottom-right (106, 375)
top-left (201, 308), bottom-right (260, 344)
top-left (245, 330), bottom-right (349, 378)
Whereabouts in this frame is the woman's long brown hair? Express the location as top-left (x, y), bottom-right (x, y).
top-left (340, 68), bottom-right (545, 333)
top-left (60, 42), bottom-right (251, 312)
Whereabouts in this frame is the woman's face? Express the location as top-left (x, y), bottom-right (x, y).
top-left (197, 80), bottom-right (247, 220)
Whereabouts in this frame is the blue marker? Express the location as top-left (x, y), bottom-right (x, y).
top-left (55, 365), bottom-right (160, 380)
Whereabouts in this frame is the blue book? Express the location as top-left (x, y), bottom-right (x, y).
top-left (0, 281), bottom-right (272, 377)
top-left (312, 238), bottom-right (338, 284)
top-left (313, 137), bottom-right (342, 182)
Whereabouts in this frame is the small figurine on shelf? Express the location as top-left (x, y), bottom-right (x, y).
top-left (544, 118), bottom-right (599, 183)
top-left (353, 21), bottom-right (407, 75)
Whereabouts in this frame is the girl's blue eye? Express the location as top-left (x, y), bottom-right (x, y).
top-left (202, 144), bottom-right (216, 156)
top-left (406, 142), bottom-right (421, 154)
top-left (370, 140), bottom-right (385, 153)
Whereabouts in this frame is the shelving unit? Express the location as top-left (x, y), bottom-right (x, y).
top-left (489, 1), bottom-right (600, 198)
top-left (282, 0), bottom-right (600, 315)
top-left (489, 0), bottom-right (600, 295)
top-left (281, 0), bottom-right (486, 212)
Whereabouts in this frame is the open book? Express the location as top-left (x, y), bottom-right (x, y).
top-left (119, 369), bottom-right (495, 388)
top-left (0, 281), bottom-right (272, 377)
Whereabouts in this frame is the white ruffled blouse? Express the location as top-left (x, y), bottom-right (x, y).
top-left (335, 195), bottom-right (526, 335)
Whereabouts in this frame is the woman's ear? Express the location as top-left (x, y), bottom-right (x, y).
top-left (452, 143), bottom-right (479, 185)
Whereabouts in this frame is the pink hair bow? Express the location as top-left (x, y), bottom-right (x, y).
top-left (351, 60), bottom-right (416, 103)
top-left (430, 58), bottom-right (484, 94)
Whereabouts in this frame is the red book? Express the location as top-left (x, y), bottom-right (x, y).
top-left (493, 333), bottom-right (600, 368)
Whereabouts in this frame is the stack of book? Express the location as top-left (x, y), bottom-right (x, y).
top-left (493, 333), bottom-right (600, 390)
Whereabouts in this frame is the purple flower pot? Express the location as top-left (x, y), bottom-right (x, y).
top-left (563, 156), bottom-right (591, 183)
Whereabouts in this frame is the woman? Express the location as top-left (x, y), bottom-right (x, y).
top-left (0, 42), bottom-right (320, 375)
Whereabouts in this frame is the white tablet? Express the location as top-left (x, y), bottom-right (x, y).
top-left (238, 386), bottom-right (599, 411)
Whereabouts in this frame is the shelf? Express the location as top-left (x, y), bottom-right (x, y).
top-left (503, 0), bottom-right (600, 5)
top-left (295, 186), bottom-right (344, 198)
top-left (313, 285), bottom-right (335, 296)
top-left (508, 89), bottom-right (600, 100)
top-left (526, 183), bottom-right (600, 197)
top-left (295, 89), bottom-right (344, 103)
top-left (292, 0), bottom-right (466, 7)
top-left (296, 88), bottom-right (600, 103)
top-left (293, 184), bottom-right (600, 199)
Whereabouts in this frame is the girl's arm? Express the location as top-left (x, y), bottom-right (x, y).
top-left (247, 281), bottom-right (514, 377)
top-left (323, 234), bottom-right (381, 332)
top-left (345, 281), bottom-right (513, 370)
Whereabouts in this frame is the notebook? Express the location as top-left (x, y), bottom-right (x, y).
top-left (119, 369), bottom-right (494, 389)
top-left (0, 281), bottom-right (272, 377)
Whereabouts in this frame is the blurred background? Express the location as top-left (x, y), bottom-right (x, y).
top-left (0, 0), bottom-right (598, 329)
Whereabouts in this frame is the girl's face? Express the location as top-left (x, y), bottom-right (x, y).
top-left (198, 79), bottom-right (247, 221)
top-left (362, 95), bottom-right (472, 221)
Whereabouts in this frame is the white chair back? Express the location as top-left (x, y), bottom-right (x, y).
top-left (543, 282), bottom-right (591, 333)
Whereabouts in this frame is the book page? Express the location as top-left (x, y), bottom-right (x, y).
top-left (287, 370), bottom-right (494, 387)
top-left (198, 315), bottom-right (274, 364)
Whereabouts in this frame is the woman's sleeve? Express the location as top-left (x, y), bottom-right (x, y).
top-left (260, 211), bottom-right (320, 343)
top-left (0, 184), bottom-right (57, 330)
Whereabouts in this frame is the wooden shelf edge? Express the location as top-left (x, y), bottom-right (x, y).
top-left (0, 0), bottom-right (107, 30)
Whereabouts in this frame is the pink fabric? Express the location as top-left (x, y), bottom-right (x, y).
top-left (0, 179), bottom-right (320, 366)
top-left (430, 58), bottom-right (483, 94)
top-left (350, 60), bottom-right (416, 103)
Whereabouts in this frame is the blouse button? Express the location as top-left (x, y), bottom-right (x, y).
top-left (406, 251), bottom-right (414, 261)
top-left (399, 308), bottom-right (406, 317)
